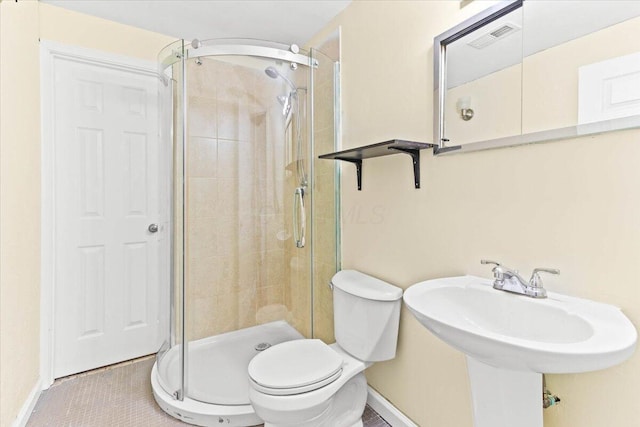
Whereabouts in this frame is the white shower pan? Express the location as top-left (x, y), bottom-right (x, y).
top-left (151, 321), bottom-right (303, 426)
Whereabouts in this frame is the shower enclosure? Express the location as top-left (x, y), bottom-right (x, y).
top-left (151, 39), bottom-right (340, 426)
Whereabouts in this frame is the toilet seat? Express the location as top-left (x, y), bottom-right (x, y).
top-left (248, 339), bottom-right (343, 396)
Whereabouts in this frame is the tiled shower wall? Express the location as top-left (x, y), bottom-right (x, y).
top-left (186, 58), bottom-right (308, 340)
top-left (184, 57), bottom-right (310, 340)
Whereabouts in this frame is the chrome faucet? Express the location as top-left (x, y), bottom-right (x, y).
top-left (481, 260), bottom-right (559, 298)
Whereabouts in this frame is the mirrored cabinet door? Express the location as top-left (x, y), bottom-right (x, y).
top-left (444, 4), bottom-right (523, 146)
top-left (521, 0), bottom-right (640, 134)
top-left (434, 0), bottom-right (640, 153)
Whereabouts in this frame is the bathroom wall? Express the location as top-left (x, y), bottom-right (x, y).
top-left (0, 3), bottom-right (41, 426)
top-left (309, 1), bottom-right (640, 426)
top-left (0, 3), bottom-right (172, 426)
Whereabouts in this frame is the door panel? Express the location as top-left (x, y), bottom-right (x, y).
top-left (53, 58), bottom-right (161, 378)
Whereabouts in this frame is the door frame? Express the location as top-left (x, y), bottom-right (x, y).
top-left (40, 40), bottom-right (164, 389)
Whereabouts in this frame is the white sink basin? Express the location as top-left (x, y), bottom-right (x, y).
top-left (404, 275), bottom-right (637, 373)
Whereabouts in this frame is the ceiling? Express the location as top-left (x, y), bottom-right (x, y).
top-left (41, 0), bottom-right (351, 45)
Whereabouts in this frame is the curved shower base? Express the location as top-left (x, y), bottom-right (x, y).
top-left (151, 321), bottom-right (303, 427)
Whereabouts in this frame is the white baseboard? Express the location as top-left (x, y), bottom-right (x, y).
top-left (367, 386), bottom-right (418, 427)
top-left (11, 378), bottom-right (42, 427)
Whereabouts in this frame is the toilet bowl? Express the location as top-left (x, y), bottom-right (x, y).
top-left (248, 270), bottom-right (402, 427)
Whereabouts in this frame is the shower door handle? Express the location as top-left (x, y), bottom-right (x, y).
top-left (293, 187), bottom-right (306, 248)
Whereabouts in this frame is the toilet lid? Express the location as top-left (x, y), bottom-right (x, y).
top-left (248, 339), bottom-right (343, 390)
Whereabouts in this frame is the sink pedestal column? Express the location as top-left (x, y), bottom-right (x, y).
top-left (466, 357), bottom-right (542, 427)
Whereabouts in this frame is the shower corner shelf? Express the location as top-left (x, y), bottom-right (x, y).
top-left (319, 139), bottom-right (438, 190)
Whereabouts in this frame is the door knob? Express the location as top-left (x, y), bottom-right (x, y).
top-left (148, 223), bottom-right (159, 233)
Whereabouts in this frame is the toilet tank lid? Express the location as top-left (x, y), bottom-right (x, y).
top-left (331, 270), bottom-right (402, 301)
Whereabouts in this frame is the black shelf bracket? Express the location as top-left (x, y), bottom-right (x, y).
top-left (319, 139), bottom-right (437, 191)
top-left (336, 157), bottom-right (363, 191)
top-left (387, 147), bottom-right (421, 189)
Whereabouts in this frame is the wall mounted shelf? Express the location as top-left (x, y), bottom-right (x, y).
top-left (319, 139), bottom-right (438, 190)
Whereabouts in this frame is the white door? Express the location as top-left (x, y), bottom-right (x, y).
top-left (53, 57), bottom-right (162, 378)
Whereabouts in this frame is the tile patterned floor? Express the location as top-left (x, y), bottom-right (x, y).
top-left (27, 356), bottom-right (391, 427)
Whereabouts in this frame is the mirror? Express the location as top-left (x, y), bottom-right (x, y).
top-left (434, 0), bottom-right (640, 153)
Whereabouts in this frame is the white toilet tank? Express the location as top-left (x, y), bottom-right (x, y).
top-left (331, 270), bottom-right (403, 362)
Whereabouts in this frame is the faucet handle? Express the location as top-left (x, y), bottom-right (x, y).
top-left (481, 260), bottom-right (505, 284)
top-left (529, 268), bottom-right (560, 288)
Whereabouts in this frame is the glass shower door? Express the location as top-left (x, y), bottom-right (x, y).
top-left (181, 47), bottom-right (313, 405)
top-left (153, 40), bottom-right (340, 418)
top-left (156, 39), bottom-right (187, 401)
top-left (310, 46), bottom-right (341, 343)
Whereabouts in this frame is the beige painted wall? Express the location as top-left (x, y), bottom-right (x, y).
top-left (38, 3), bottom-right (172, 62)
top-left (310, 1), bottom-right (640, 426)
top-left (0, 3), bottom-right (173, 426)
top-left (0, 3), bottom-right (41, 426)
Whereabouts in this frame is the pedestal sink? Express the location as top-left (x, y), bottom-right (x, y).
top-left (404, 275), bottom-right (637, 427)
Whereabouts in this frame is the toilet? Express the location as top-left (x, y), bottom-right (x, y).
top-left (247, 270), bottom-right (403, 427)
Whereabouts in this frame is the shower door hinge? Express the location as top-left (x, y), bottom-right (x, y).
top-left (173, 390), bottom-right (183, 400)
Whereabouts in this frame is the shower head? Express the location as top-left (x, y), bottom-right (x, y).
top-left (264, 66), bottom-right (297, 91)
top-left (265, 66), bottom-right (279, 79)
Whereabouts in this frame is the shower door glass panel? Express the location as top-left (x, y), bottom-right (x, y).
top-left (183, 53), bottom-right (313, 405)
top-left (310, 47), bottom-right (340, 343)
top-left (156, 39), bottom-right (187, 401)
